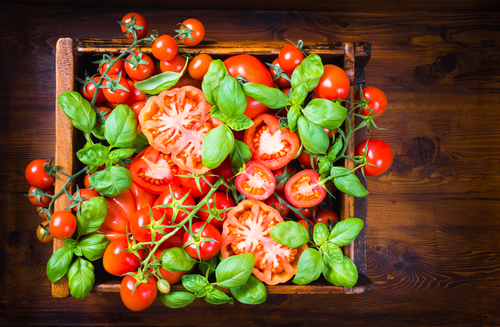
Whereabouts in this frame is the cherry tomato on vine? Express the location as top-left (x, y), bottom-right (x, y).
top-left (292, 205), bottom-right (317, 220)
top-left (72, 188), bottom-right (99, 212)
top-left (159, 55), bottom-right (187, 75)
top-left (297, 151), bottom-right (319, 169)
top-left (120, 274), bottom-right (157, 312)
top-left (25, 159), bottom-right (54, 189)
top-left (272, 164), bottom-right (295, 192)
top-left (156, 185), bottom-right (195, 225)
top-left (198, 191), bottom-right (235, 227)
top-left (152, 35), bottom-right (178, 62)
top-left (121, 12), bottom-right (148, 40)
top-left (314, 209), bottom-right (339, 225)
top-left (180, 172), bottom-right (215, 199)
top-left (129, 101), bottom-right (145, 133)
top-left (81, 75), bottom-right (106, 103)
top-left (36, 221), bottom-right (53, 244)
top-left (178, 18), bottom-right (205, 46)
top-left (355, 86), bottom-right (388, 117)
top-left (314, 64), bottom-right (350, 100)
top-left (101, 74), bottom-right (130, 104)
top-left (285, 169), bottom-right (326, 208)
top-left (268, 58), bottom-right (291, 88)
top-left (125, 78), bottom-right (147, 103)
top-left (129, 207), bottom-right (171, 242)
top-left (28, 185), bottom-right (53, 208)
top-left (98, 56), bottom-right (125, 77)
top-left (235, 161), bottom-right (276, 201)
top-left (48, 210), bottom-right (77, 239)
top-left (264, 193), bottom-right (290, 217)
top-left (213, 158), bottom-right (234, 192)
top-left (124, 52), bottom-right (155, 81)
top-left (183, 221), bottom-right (222, 260)
top-left (103, 236), bottom-right (145, 276)
top-left (188, 54), bottom-right (213, 81)
top-left (297, 218), bottom-right (315, 232)
top-left (278, 44), bottom-right (305, 74)
top-left (83, 173), bottom-right (91, 189)
top-left (36, 206), bottom-right (49, 220)
top-left (355, 139), bottom-right (393, 176)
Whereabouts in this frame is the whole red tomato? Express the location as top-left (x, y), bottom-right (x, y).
top-left (152, 35), bottom-right (178, 62)
top-left (98, 56), bottom-right (125, 77)
top-left (188, 54), bottom-right (213, 81)
top-left (120, 274), bottom-right (157, 311)
top-left (103, 236), bottom-right (145, 276)
top-left (102, 74), bottom-right (130, 104)
top-left (183, 222), bottom-right (222, 260)
top-left (81, 75), bottom-right (106, 103)
top-left (180, 172), bottom-right (215, 199)
top-left (268, 58), bottom-right (291, 88)
top-left (28, 185), bottom-right (54, 207)
top-left (121, 12), bottom-right (149, 40)
top-left (25, 159), bottom-right (54, 189)
top-left (264, 193), bottom-right (290, 217)
top-left (314, 209), bottom-right (339, 224)
top-left (156, 186), bottom-right (195, 225)
top-left (198, 191), bottom-right (235, 227)
top-left (355, 139), bottom-right (393, 176)
top-left (124, 52), bottom-right (155, 81)
top-left (48, 210), bottom-right (77, 239)
top-left (72, 188), bottom-right (99, 212)
top-left (297, 218), bottom-right (315, 232)
top-left (314, 64), bottom-right (350, 100)
top-left (278, 44), bottom-right (305, 74)
top-left (355, 86), bottom-right (387, 117)
top-left (159, 55), bottom-right (187, 75)
top-left (178, 18), bottom-right (205, 46)
top-left (36, 221), bottom-right (53, 244)
top-left (130, 207), bottom-right (171, 242)
top-left (213, 158), bottom-right (234, 192)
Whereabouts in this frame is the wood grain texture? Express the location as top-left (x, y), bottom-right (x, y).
top-left (1, 5), bottom-right (500, 326)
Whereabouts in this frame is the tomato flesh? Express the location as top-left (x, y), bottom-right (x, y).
top-left (235, 161), bottom-right (276, 201)
top-left (285, 169), bottom-right (326, 208)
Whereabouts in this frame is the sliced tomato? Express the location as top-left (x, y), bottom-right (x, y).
top-left (139, 86), bottom-right (213, 174)
top-left (221, 199), bottom-right (307, 285)
top-left (235, 161), bottom-right (276, 201)
top-left (285, 169), bottom-right (326, 208)
top-left (244, 114), bottom-right (299, 170)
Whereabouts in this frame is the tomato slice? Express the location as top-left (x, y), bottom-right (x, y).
top-left (284, 169), bottom-right (326, 208)
top-left (221, 199), bottom-right (307, 285)
top-left (235, 161), bottom-right (276, 201)
top-left (138, 86), bottom-right (213, 174)
top-left (129, 145), bottom-right (183, 194)
top-left (244, 114), bottom-right (299, 171)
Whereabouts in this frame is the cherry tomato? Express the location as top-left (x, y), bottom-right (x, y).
top-left (278, 44), bottom-right (305, 74)
top-left (159, 55), bottom-right (187, 75)
top-left (314, 64), bottom-right (350, 100)
top-left (28, 185), bottom-right (53, 207)
top-left (81, 75), bottom-right (106, 103)
top-left (180, 172), bottom-right (215, 199)
top-left (178, 18), bottom-right (205, 46)
top-left (198, 191), bottom-right (235, 227)
top-left (355, 139), bottom-right (393, 176)
top-left (102, 74), bottom-right (130, 104)
top-left (235, 161), bottom-right (276, 201)
top-left (125, 52), bottom-right (155, 81)
top-left (314, 209), bottom-right (339, 225)
top-left (120, 274), bottom-right (157, 312)
top-left (213, 158), bottom-right (234, 192)
top-left (297, 218), bottom-right (315, 232)
top-left (297, 151), bottom-right (319, 169)
top-left (152, 35), bottom-right (178, 62)
top-left (124, 79), bottom-right (146, 105)
top-left (48, 210), bottom-right (77, 239)
top-left (25, 159), bottom-right (54, 189)
top-left (129, 101), bottom-right (145, 133)
top-left (121, 12), bottom-right (148, 40)
top-left (285, 169), bottom-right (326, 208)
top-left (98, 56), bottom-right (125, 76)
top-left (264, 193), bottom-right (290, 217)
top-left (130, 207), bottom-right (172, 242)
top-left (156, 186), bottom-right (195, 225)
top-left (268, 58), bottom-right (291, 88)
top-left (72, 188), bottom-right (99, 212)
top-left (292, 205), bottom-right (317, 220)
top-left (36, 221), bottom-right (53, 244)
top-left (183, 222), bottom-right (222, 260)
top-left (355, 86), bottom-right (388, 117)
top-left (188, 54), bottom-right (213, 81)
top-left (36, 206), bottom-right (49, 220)
top-left (272, 164), bottom-right (295, 192)
top-left (83, 173), bottom-right (91, 188)
top-left (103, 236), bottom-right (145, 276)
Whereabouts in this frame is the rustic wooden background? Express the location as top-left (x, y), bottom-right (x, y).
top-left (1, 2), bottom-right (500, 326)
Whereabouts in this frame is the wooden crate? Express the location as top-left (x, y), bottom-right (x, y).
top-left (54, 37), bottom-right (373, 298)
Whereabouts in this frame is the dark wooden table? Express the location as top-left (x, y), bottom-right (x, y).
top-left (2, 3), bottom-right (500, 326)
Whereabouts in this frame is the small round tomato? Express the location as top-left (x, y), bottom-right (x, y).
top-left (183, 222), bottom-right (222, 260)
top-left (297, 151), bottom-right (319, 169)
top-left (235, 161), bottom-right (276, 201)
top-left (25, 159), bottom-right (54, 189)
top-left (285, 169), bottom-right (326, 208)
top-left (48, 210), bottom-right (77, 239)
top-left (81, 75), bottom-right (106, 103)
top-left (314, 64), bottom-right (350, 100)
top-left (98, 56), bottom-right (125, 76)
top-left (272, 164), bottom-right (295, 192)
top-left (213, 158), bottom-right (234, 192)
top-left (198, 191), bottom-right (235, 227)
top-left (178, 18), bottom-right (205, 46)
top-left (292, 205), bottom-right (317, 220)
top-left (156, 186), bottom-right (195, 225)
top-left (130, 207), bottom-right (171, 242)
top-left (355, 139), bottom-right (393, 176)
top-left (152, 35), bottom-right (178, 62)
top-left (124, 79), bottom-right (147, 104)
top-left (72, 188), bottom-right (99, 212)
top-left (355, 86), bottom-right (387, 117)
top-left (36, 221), bottom-right (53, 244)
top-left (36, 206), bottom-right (49, 220)
top-left (188, 54), bottom-right (213, 81)
top-left (125, 52), bottom-right (155, 81)
top-left (129, 101), bottom-right (145, 133)
top-left (83, 173), bottom-right (91, 188)
top-left (103, 236), bottom-right (145, 276)
top-left (180, 172), bottom-right (215, 199)
top-left (159, 55), bottom-right (187, 75)
top-left (268, 58), bottom-right (291, 88)
top-left (121, 12), bottom-right (148, 40)
top-left (278, 44), bottom-right (305, 74)
top-left (264, 193), bottom-right (290, 217)
top-left (28, 185), bottom-right (54, 208)
top-left (120, 274), bottom-right (157, 312)
top-left (314, 209), bottom-right (339, 224)
top-left (102, 74), bottom-right (130, 104)
top-left (297, 218), bottom-right (315, 232)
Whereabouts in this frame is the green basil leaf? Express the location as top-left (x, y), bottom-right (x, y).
top-left (289, 83), bottom-right (308, 106)
top-left (63, 238), bottom-right (78, 249)
top-left (158, 291), bottom-right (196, 308)
top-left (321, 242), bottom-right (344, 264)
top-left (182, 274), bottom-right (210, 295)
top-left (330, 166), bottom-right (369, 198)
top-left (58, 91), bottom-right (96, 135)
top-left (317, 156), bottom-right (332, 178)
top-left (287, 105), bottom-right (302, 133)
top-left (329, 218), bottom-right (364, 246)
top-left (328, 136), bottom-right (343, 161)
top-left (76, 143), bottom-right (108, 167)
top-left (313, 222), bottom-right (329, 246)
top-left (108, 148), bottom-right (136, 165)
top-left (78, 234), bottom-right (110, 261)
top-left (291, 53), bottom-right (324, 92)
top-left (135, 60), bottom-right (187, 95)
top-left (67, 257), bottom-right (95, 299)
top-left (104, 104), bottom-right (137, 148)
top-left (230, 140), bottom-right (252, 174)
top-left (227, 115), bottom-right (254, 131)
top-left (47, 246), bottom-right (74, 284)
top-left (270, 221), bottom-right (309, 248)
top-left (201, 125), bottom-right (235, 169)
top-left (292, 248), bottom-right (325, 285)
top-left (303, 98), bottom-right (347, 131)
top-left (73, 245), bottom-right (83, 257)
top-left (215, 253), bottom-right (255, 288)
top-left (198, 257), bottom-right (218, 279)
top-left (230, 275), bottom-right (267, 305)
top-left (161, 247), bottom-right (197, 273)
top-left (205, 288), bottom-right (234, 305)
top-left (242, 83), bottom-right (290, 109)
top-left (323, 255), bottom-right (358, 288)
top-left (92, 124), bottom-right (106, 140)
top-left (76, 196), bottom-right (108, 236)
top-left (297, 116), bottom-right (329, 155)
top-left (89, 165), bottom-right (133, 197)
top-left (202, 59), bottom-right (227, 105)
top-left (217, 75), bottom-right (247, 118)
top-left (210, 105), bottom-right (228, 124)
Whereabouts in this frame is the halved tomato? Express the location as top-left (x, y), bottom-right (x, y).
top-left (221, 199), bottom-right (307, 285)
top-left (235, 161), bottom-right (276, 201)
top-left (244, 114), bottom-right (299, 171)
top-left (284, 169), bottom-right (326, 208)
top-left (138, 86), bottom-right (213, 174)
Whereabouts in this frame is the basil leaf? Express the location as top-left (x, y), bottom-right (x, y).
top-left (58, 91), bottom-right (96, 135)
top-left (270, 221), bottom-right (309, 248)
top-left (161, 247), bottom-right (197, 273)
top-left (289, 83), bottom-right (308, 106)
top-left (67, 257), bottom-right (95, 299)
top-left (135, 60), bottom-right (187, 95)
top-left (210, 105), bottom-right (228, 124)
top-left (104, 104), bottom-right (137, 148)
top-left (158, 291), bottom-right (196, 308)
top-left (78, 234), bottom-right (110, 261)
top-left (92, 124), bottom-right (106, 140)
top-left (230, 275), bottom-right (267, 305)
top-left (89, 165), bottom-right (133, 197)
top-left (317, 156), bottom-right (332, 178)
top-left (47, 246), bottom-right (74, 283)
top-left (329, 218), bottom-right (364, 246)
top-left (323, 255), bottom-right (358, 288)
top-left (242, 83), bottom-right (290, 109)
top-left (202, 59), bottom-right (227, 105)
top-left (76, 143), bottom-right (108, 167)
top-left (293, 248), bottom-right (324, 285)
top-left (321, 242), bottom-right (344, 264)
top-left (205, 288), bottom-right (234, 305)
top-left (215, 253), bottom-right (255, 289)
top-left (227, 115), bottom-right (254, 131)
top-left (217, 75), bottom-right (247, 118)
top-left (328, 136), bottom-right (343, 161)
top-left (297, 116), bottom-right (329, 155)
top-left (182, 274), bottom-right (210, 295)
top-left (108, 148), bottom-right (136, 165)
top-left (198, 257), bottom-right (218, 279)
top-left (291, 53), bottom-right (324, 92)
top-left (313, 222), bottom-right (329, 246)
top-left (77, 196), bottom-right (108, 236)
top-left (201, 125), bottom-right (235, 169)
top-left (330, 166), bottom-right (369, 198)
top-left (230, 140), bottom-right (252, 174)
top-left (287, 105), bottom-right (302, 133)
top-left (303, 98), bottom-right (347, 131)
top-left (63, 238), bottom-right (78, 249)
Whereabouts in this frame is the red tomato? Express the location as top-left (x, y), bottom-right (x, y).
top-left (224, 54), bottom-right (275, 119)
top-left (156, 186), bottom-right (195, 225)
top-left (72, 188), bottom-right (99, 212)
top-left (81, 75), bottom-right (106, 103)
top-left (314, 64), bottom-right (350, 100)
top-left (235, 161), bottom-right (276, 201)
top-left (120, 274), bottom-right (157, 312)
top-left (98, 56), bottom-right (125, 76)
top-left (292, 205), bottom-right (317, 220)
top-left (278, 44), bottom-right (305, 74)
top-left (268, 58), bottom-right (291, 88)
top-left (178, 18), bottom-right (205, 46)
top-left (159, 55), bottom-right (187, 75)
top-left (83, 173), bottom-right (91, 189)
top-left (213, 158), bottom-right (234, 192)
top-left (125, 79), bottom-right (147, 104)
top-left (314, 209), bottom-right (339, 224)
top-left (103, 236), bottom-right (145, 276)
top-left (121, 12), bottom-right (148, 40)
top-left (130, 207), bottom-right (172, 242)
top-left (297, 218), bottom-right (315, 232)
top-left (297, 151), bottom-right (319, 169)
top-left (244, 114), bottom-right (300, 170)
top-left (152, 35), bottom-right (178, 62)
top-left (355, 139), bottom-right (393, 176)
top-left (272, 164), bottom-right (295, 192)
top-left (129, 101), bottom-right (145, 133)
top-left (102, 74), bottom-right (130, 104)
top-left (28, 185), bottom-right (54, 208)
top-left (188, 54), bottom-right (213, 81)
top-left (285, 169), bottom-right (326, 208)
top-left (355, 86), bottom-right (388, 117)
top-left (48, 210), bottom-right (77, 239)
top-left (180, 172), bottom-right (215, 198)
top-left (36, 221), bottom-right (53, 244)
top-left (129, 182), bottom-right (157, 211)
top-left (25, 159), bottom-right (54, 189)
top-left (125, 52), bottom-right (155, 81)
top-left (129, 145), bottom-right (183, 195)
top-left (198, 191), bottom-right (235, 227)
top-left (36, 206), bottom-right (49, 220)
top-left (264, 193), bottom-right (290, 217)
top-left (94, 226), bottom-right (127, 242)
top-left (183, 222), bottom-right (222, 260)
top-left (102, 189), bottom-right (136, 233)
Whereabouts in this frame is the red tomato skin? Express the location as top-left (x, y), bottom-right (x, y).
top-left (314, 64), bottom-right (350, 100)
top-left (292, 205), bottom-right (317, 220)
top-left (125, 53), bottom-right (155, 81)
top-left (103, 236), bottom-right (145, 276)
top-left (272, 164), bottom-right (295, 192)
top-left (183, 222), bottom-right (222, 260)
top-left (179, 18), bottom-right (205, 46)
top-left (355, 86), bottom-right (388, 117)
top-left (103, 189), bottom-right (136, 233)
top-left (188, 54), bottom-right (213, 80)
top-left (120, 274), bottom-right (157, 312)
top-left (102, 75), bottom-right (130, 104)
top-left (129, 207), bottom-right (166, 242)
top-left (269, 58), bottom-right (291, 88)
top-left (98, 56), bottom-right (125, 76)
top-left (156, 186), bottom-right (195, 225)
top-left (264, 193), bottom-right (290, 217)
top-left (81, 75), bottom-right (106, 103)
top-left (151, 248), bottom-right (192, 285)
top-left (180, 173), bottom-right (215, 199)
top-left (48, 210), bottom-right (77, 239)
top-left (25, 159), bottom-right (55, 189)
top-left (235, 161), bottom-right (276, 201)
top-left (355, 139), bottom-right (393, 176)
top-left (213, 158), bottom-right (234, 192)
top-left (297, 218), bottom-right (315, 232)
top-left (152, 35), bottom-right (178, 61)
top-left (198, 191), bottom-right (235, 227)
top-left (28, 185), bottom-right (54, 207)
top-left (159, 55), bottom-right (187, 75)
top-left (129, 182), bottom-right (157, 211)
top-left (297, 151), bottom-right (319, 169)
top-left (72, 188), bottom-right (99, 212)
top-left (285, 170), bottom-right (326, 208)
top-left (36, 221), bottom-right (53, 244)
top-left (125, 79), bottom-right (147, 104)
top-left (314, 209), bottom-right (339, 224)
top-left (121, 12), bottom-right (148, 40)
top-left (278, 44), bottom-right (305, 74)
